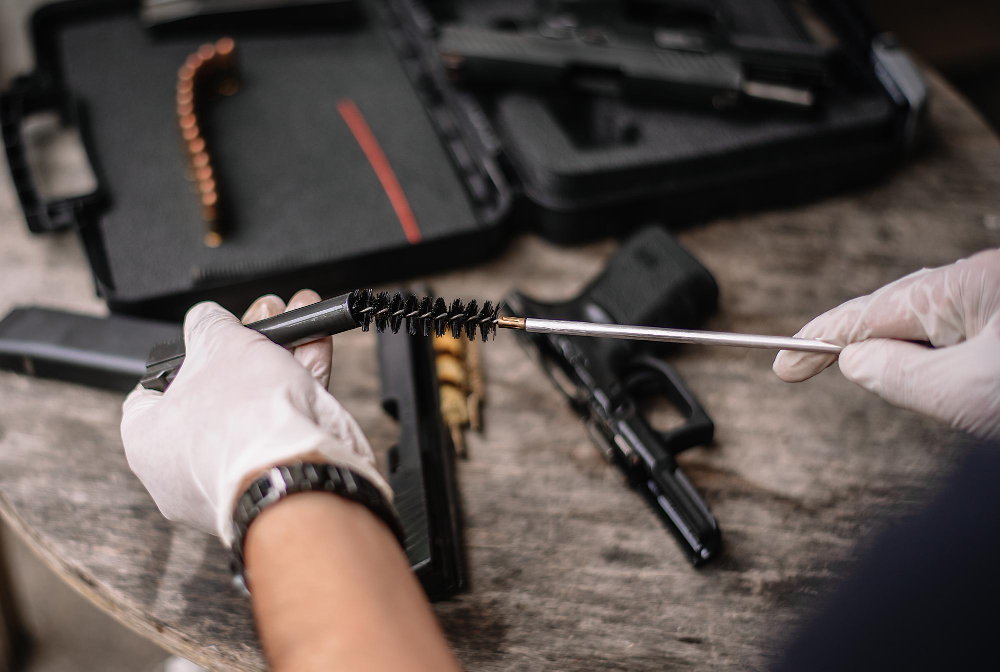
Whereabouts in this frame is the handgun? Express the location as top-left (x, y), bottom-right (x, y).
top-left (437, 22), bottom-right (820, 110)
top-left (504, 226), bottom-right (722, 564)
top-left (377, 307), bottom-right (466, 600)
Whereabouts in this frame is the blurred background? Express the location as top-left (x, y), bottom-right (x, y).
top-left (0, 0), bottom-right (997, 670)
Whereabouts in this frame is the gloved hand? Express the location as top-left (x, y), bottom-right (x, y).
top-left (121, 290), bottom-right (391, 546)
top-left (773, 248), bottom-right (1000, 441)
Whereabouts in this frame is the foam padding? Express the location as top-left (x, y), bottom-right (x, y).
top-left (55, 4), bottom-right (481, 305)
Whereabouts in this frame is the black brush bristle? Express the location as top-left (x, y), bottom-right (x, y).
top-left (348, 290), bottom-right (500, 341)
top-left (432, 298), bottom-right (448, 337)
top-left (350, 289), bottom-right (375, 332)
top-left (462, 300), bottom-right (479, 340)
top-left (388, 292), bottom-right (406, 334)
top-left (373, 291), bottom-right (392, 333)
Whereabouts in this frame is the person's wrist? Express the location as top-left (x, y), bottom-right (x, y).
top-left (215, 434), bottom-right (395, 546)
top-left (244, 492), bottom-right (441, 672)
top-left (228, 461), bottom-right (404, 593)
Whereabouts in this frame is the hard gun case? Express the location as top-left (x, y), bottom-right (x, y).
top-left (1, 0), bottom-right (513, 319)
top-left (384, 0), bottom-right (927, 241)
top-left (2, 0), bottom-right (924, 318)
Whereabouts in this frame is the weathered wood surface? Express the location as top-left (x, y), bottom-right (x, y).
top-left (0, 72), bottom-right (998, 672)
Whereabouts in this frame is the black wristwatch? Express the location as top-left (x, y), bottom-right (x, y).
top-left (230, 461), bottom-right (405, 593)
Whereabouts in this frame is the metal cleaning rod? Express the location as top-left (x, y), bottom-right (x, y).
top-left (497, 316), bottom-right (843, 355)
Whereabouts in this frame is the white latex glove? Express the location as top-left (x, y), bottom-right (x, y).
top-left (773, 248), bottom-right (1000, 441)
top-left (121, 289), bottom-right (392, 547)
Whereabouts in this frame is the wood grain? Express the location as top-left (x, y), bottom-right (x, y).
top-left (0, 71), bottom-right (998, 671)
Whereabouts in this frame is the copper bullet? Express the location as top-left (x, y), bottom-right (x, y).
top-left (215, 37), bottom-right (235, 58)
top-left (188, 137), bottom-right (206, 155)
top-left (214, 38), bottom-right (239, 95)
top-left (217, 78), bottom-right (239, 97)
top-left (176, 40), bottom-right (241, 249)
top-left (204, 230), bottom-right (223, 248)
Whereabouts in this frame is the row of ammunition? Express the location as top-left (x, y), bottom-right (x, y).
top-left (176, 37), bottom-right (239, 248)
top-left (433, 334), bottom-right (485, 457)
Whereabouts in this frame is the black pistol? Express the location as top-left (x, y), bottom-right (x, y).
top-left (437, 23), bottom-right (819, 110)
top-left (504, 226), bottom-right (721, 565)
top-left (377, 314), bottom-right (465, 600)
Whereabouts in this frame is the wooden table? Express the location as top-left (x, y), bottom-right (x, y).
top-left (1, 72), bottom-right (998, 672)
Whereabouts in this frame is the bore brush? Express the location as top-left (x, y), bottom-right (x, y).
top-left (141, 289), bottom-right (839, 392)
top-left (141, 290), bottom-right (501, 392)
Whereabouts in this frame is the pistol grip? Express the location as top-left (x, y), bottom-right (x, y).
top-left (584, 225), bottom-right (718, 330)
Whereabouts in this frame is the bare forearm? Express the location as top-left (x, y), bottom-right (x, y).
top-left (244, 492), bottom-right (461, 672)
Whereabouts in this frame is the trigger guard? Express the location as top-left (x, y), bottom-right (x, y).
top-left (624, 355), bottom-right (714, 453)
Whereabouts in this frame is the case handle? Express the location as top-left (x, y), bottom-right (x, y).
top-left (0, 75), bottom-right (104, 234)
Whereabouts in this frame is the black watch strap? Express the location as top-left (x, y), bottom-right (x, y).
top-left (230, 462), bottom-right (405, 593)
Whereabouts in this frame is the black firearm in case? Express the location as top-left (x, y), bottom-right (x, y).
top-left (0, 304), bottom-right (465, 599)
top-left (436, 22), bottom-right (823, 110)
top-left (504, 226), bottom-right (721, 565)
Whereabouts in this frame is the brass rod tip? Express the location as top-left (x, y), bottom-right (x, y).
top-left (497, 315), bottom-right (525, 330)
